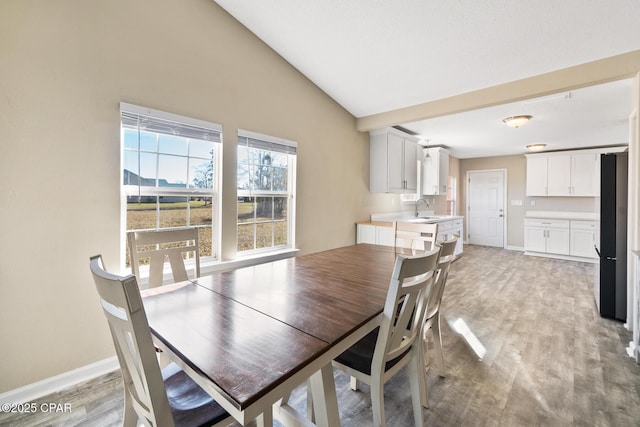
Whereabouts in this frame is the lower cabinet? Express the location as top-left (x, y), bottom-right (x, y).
top-left (358, 219), bottom-right (464, 257)
top-left (356, 224), bottom-right (394, 246)
top-left (524, 219), bottom-right (570, 255)
top-left (569, 220), bottom-right (597, 259)
top-left (525, 218), bottom-right (597, 260)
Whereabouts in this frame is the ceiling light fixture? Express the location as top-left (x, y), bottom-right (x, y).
top-left (503, 115), bottom-right (532, 128)
top-left (526, 144), bottom-right (546, 152)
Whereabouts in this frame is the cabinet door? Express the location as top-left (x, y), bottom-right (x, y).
top-left (525, 226), bottom-right (546, 252)
top-left (422, 148), bottom-right (438, 195)
top-left (546, 228), bottom-right (570, 255)
top-left (403, 140), bottom-right (418, 192)
top-left (570, 229), bottom-right (597, 258)
top-left (387, 133), bottom-right (405, 193)
top-left (356, 224), bottom-right (376, 244)
top-left (438, 149), bottom-right (449, 194)
top-left (547, 155), bottom-right (571, 196)
top-left (452, 227), bottom-right (464, 255)
top-left (571, 153), bottom-right (598, 196)
top-left (376, 226), bottom-right (395, 247)
top-left (526, 156), bottom-right (548, 196)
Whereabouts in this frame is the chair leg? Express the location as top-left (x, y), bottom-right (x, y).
top-left (432, 314), bottom-right (446, 378)
top-left (409, 348), bottom-right (426, 426)
top-left (122, 392), bottom-right (138, 427)
top-left (370, 378), bottom-right (386, 427)
top-left (350, 375), bottom-right (360, 391)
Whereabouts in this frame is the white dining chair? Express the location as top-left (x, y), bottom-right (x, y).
top-left (332, 248), bottom-right (441, 427)
top-left (393, 221), bottom-right (438, 252)
top-left (89, 255), bottom-right (232, 427)
top-left (422, 235), bottom-right (458, 408)
top-left (127, 227), bottom-right (200, 288)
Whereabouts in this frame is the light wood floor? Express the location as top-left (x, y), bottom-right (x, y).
top-left (3, 245), bottom-right (639, 426)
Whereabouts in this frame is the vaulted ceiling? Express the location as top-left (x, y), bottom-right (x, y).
top-left (214, 1), bottom-right (640, 158)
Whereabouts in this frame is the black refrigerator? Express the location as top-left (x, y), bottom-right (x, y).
top-left (595, 152), bottom-right (628, 321)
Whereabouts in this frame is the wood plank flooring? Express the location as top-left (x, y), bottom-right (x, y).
top-left (2, 245), bottom-right (639, 426)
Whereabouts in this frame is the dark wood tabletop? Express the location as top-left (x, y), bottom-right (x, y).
top-left (142, 244), bottom-right (406, 424)
top-left (192, 244), bottom-right (400, 344)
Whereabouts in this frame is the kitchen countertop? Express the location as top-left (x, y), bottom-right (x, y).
top-left (358, 213), bottom-right (464, 227)
top-left (525, 211), bottom-right (597, 221)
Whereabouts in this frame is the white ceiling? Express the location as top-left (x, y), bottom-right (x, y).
top-left (213, 0), bottom-right (640, 158)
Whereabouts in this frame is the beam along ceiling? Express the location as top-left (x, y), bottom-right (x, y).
top-left (214, 0), bottom-right (640, 158)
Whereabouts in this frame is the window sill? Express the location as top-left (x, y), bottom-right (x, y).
top-left (201, 248), bottom-right (300, 274)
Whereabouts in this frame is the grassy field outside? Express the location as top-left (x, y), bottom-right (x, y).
top-left (126, 198), bottom-right (287, 265)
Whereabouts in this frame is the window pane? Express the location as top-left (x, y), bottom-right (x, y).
top-left (254, 166), bottom-right (272, 191)
top-left (159, 198), bottom-right (188, 228)
top-left (189, 158), bottom-right (213, 189)
top-left (238, 146), bottom-right (249, 164)
top-left (158, 154), bottom-right (188, 187)
top-left (123, 129), bottom-right (138, 150)
top-left (237, 163), bottom-right (251, 191)
top-left (140, 152), bottom-right (157, 186)
top-left (255, 197), bottom-right (273, 220)
top-left (190, 139), bottom-right (213, 159)
top-left (272, 167), bottom-right (288, 192)
top-left (139, 131), bottom-right (157, 152)
top-left (159, 134), bottom-right (188, 155)
top-left (274, 197), bottom-right (287, 221)
top-left (256, 223), bottom-right (273, 249)
top-left (271, 152), bottom-right (287, 167)
top-left (127, 197), bottom-right (157, 230)
top-left (189, 196), bottom-right (213, 257)
top-left (238, 197), bottom-right (255, 224)
top-left (123, 151), bottom-right (139, 185)
top-left (274, 220), bottom-right (288, 246)
top-left (237, 223), bottom-right (255, 251)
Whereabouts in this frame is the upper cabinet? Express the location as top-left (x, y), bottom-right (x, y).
top-left (526, 150), bottom-right (599, 197)
top-left (370, 128), bottom-right (418, 193)
top-left (421, 147), bottom-right (449, 195)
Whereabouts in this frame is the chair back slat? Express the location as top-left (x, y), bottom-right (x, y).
top-left (89, 255), bottom-right (174, 427)
top-left (127, 227), bottom-right (200, 288)
top-left (425, 236), bottom-right (458, 320)
top-left (373, 248), bottom-right (440, 368)
top-left (393, 222), bottom-right (438, 252)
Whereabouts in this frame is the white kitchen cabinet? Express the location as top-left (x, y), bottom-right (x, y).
top-left (356, 224), bottom-right (376, 245)
top-left (356, 223), bottom-right (394, 246)
top-left (570, 153), bottom-right (599, 196)
top-left (547, 154), bottom-right (571, 196)
top-left (525, 150), bottom-right (599, 197)
top-left (570, 220), bottom-right (597, 258)
top-left (422, 147), bottom-right (449, 195)
top-left (435, 218), bottom-right (464, 257)
top-left (370, 128), bottom-right (418, 193)
top-left (526, 156), bottom-right (548, 196)
top-left (524, 218), bottom-right (570, 255)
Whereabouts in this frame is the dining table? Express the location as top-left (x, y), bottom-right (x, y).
top-left (141, 243), bottom-right (409, 426)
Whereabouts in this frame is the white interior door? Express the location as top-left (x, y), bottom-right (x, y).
top-left (467, 170), bottom-right (505, 247)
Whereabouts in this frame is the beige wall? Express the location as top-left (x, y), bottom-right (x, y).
top-left (0, 0), bottom-right (397, 392)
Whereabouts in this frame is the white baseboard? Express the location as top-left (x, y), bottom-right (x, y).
top-left (505, 245), bottom-right (525, 251)
top-left (0, 357), bottom-right (119, 405)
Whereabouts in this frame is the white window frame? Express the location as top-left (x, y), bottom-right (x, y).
top-left (237, 129), bottom-right (296, 255)
top-left (119, 102), bottom-right (223, 270)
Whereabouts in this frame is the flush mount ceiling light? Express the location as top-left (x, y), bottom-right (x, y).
top-left (526, 144), bottom-right (547, 152)
top-left (503, 115), bottom-right (532, 128)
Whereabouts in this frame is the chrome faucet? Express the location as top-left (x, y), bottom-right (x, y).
top-left (415, 198), bottom-right (430, 217)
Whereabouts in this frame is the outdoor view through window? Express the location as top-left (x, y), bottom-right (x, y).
top-left (121, 105), bottom-right (221, 265)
